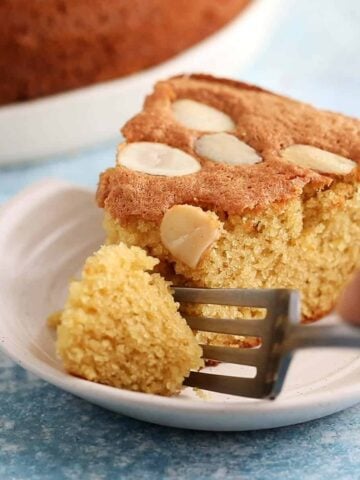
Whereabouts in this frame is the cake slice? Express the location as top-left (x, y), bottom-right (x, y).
top-left (97, 74), bottom-right (360, 347)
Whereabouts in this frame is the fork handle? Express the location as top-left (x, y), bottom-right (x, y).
top-left (285, 322), bottom-right (360, 351)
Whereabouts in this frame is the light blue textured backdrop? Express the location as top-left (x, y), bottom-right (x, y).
top-left (0, 1), bottom-right (359, 479)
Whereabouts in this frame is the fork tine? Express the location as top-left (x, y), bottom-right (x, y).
top-left (183, 315), bottom-right (266, 337)
top-left (174, 287), bottom-right (279, 308)
top-left (174, 287), bottom-right (301, 399)
top-left (184, 372), bottom-right (263, 398)
top-left (201, 344), bottom-right (260, 366)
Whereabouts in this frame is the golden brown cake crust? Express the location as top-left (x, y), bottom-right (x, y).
top-left (97, 74), bottom-right (360, 223)
top-left (0, 0), bottom-right (250, 104)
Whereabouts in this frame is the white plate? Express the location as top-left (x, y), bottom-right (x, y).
top-left (0, 180), bottom-right (359, 431)
top-left (0, 0), bottom-right (287, 165)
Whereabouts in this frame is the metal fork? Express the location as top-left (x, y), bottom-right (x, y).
top-left (173, 287), bottom-right (360, 399)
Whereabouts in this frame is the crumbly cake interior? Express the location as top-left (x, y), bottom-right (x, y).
top-left (56, 243), bottom-right (203, 395)
top-left (97, 74), bottom-right (360, 347)
top-left (103, 181), bottom-right (360, 324)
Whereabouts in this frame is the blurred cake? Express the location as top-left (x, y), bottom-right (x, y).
top-left (0, 0), bottom-right (250, 105)
top-left (56, 243), bottom-right (203, 395)
top-left (96, 74), bottom-right (360, 348)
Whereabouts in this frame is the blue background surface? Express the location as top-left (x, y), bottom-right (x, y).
top-left (1, 1), bottom-right (359, 478)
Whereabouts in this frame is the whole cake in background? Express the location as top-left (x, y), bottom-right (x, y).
top-left (0, 0), bottom-right (250, 105)
top-left (97, 74), bottom-right (360, 348)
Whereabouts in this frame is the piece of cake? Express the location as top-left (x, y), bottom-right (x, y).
top-left (0, 0), bottom-right (250, 105)
top-left (56, 243), bottom-right (203, 395)
top-left (96, 74), bottom-right (360, 348)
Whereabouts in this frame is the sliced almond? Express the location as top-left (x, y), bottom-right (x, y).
top-left (280, 144), bottom-right (356, 175)
top-left (160, 205), bottom-right (221, 268)
top-left (117, 142), bottom-right (201, 176)
top-left (171, 99), bottom-right (235, 132)
top-left (195, 133), bottom-right (262, 166)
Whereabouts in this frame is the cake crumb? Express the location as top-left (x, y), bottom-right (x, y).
top-left (193, 387), bottom-right (211, 401)
top-left (47, 311), bottom-right (62, 329)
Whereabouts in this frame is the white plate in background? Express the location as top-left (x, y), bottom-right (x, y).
top-left (0, 180), bottom-right (359, 431)
top-left (0, 0), bottom-right (287, 165)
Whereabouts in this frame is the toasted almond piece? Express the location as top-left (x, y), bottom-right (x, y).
top-left (160, 205), bottom-right (221, 268)
top-left (117, 142), bottom-right (201, 176)
top-left (280, 144), bottom-right (356, 175)
top-left (171, 99), bottom-right (235, 132)
top-left (195, 133), bottom-right (262, 166)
